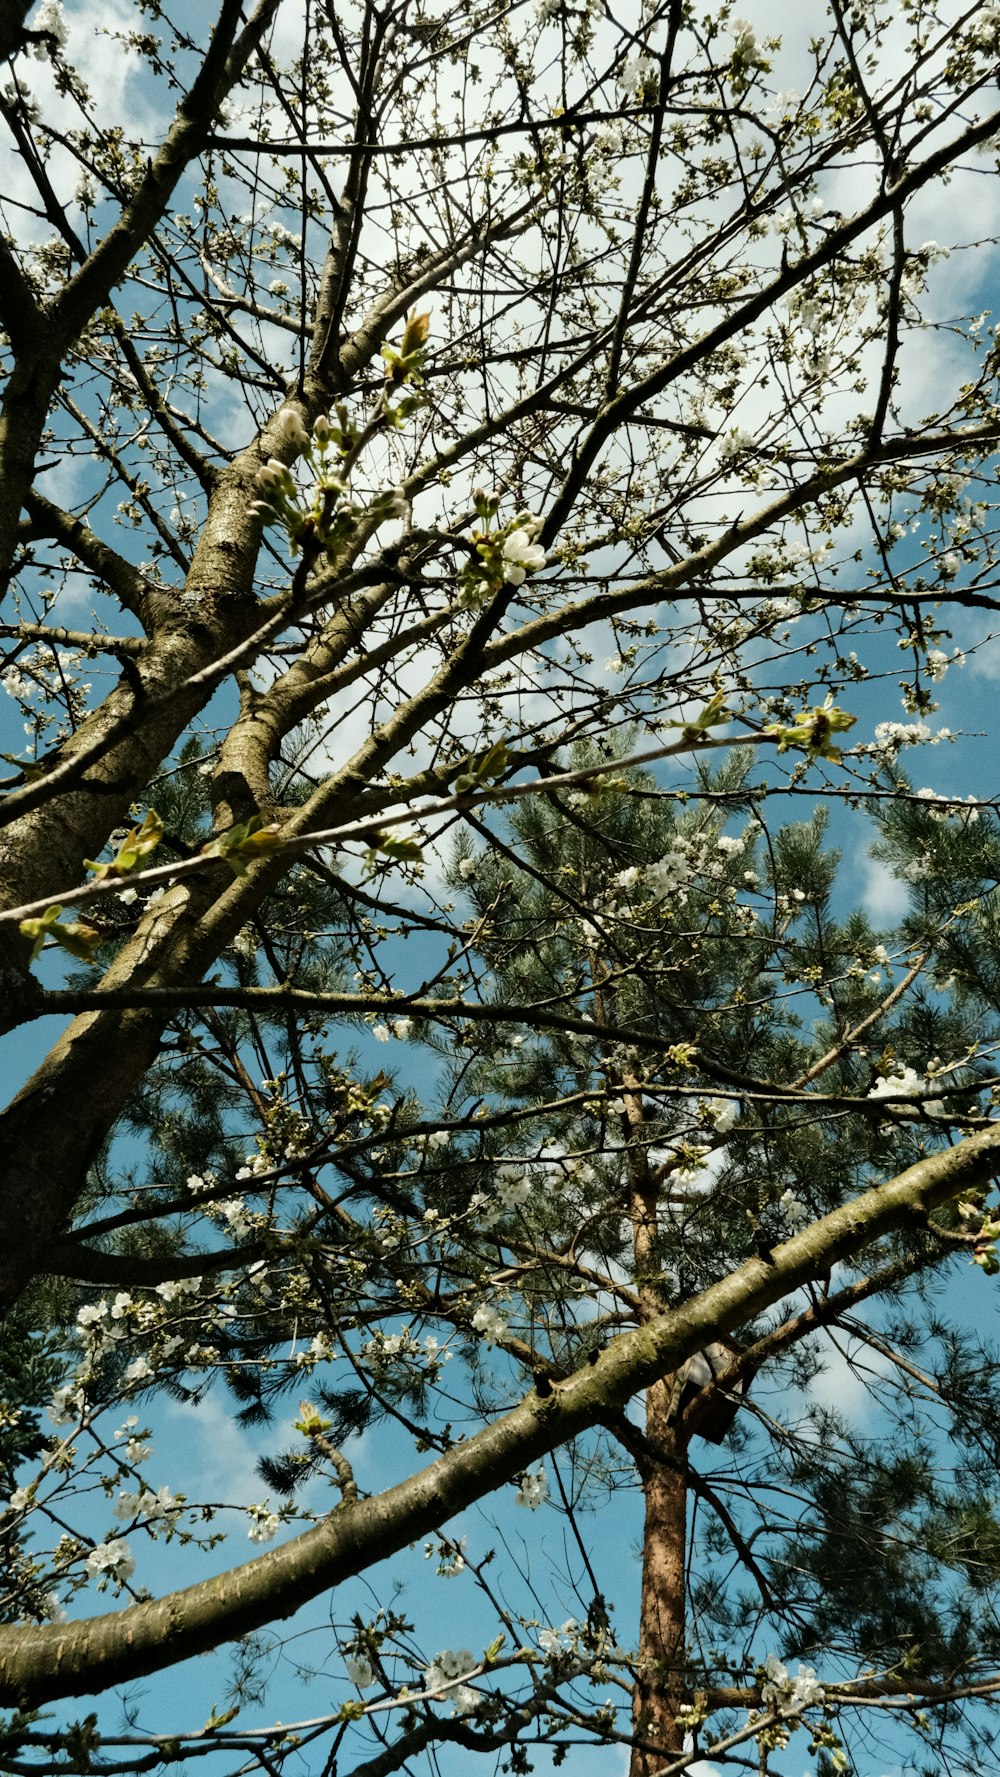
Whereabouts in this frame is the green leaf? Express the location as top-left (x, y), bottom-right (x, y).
top-left (50, 920), bottom-right (102, 963)
top-left (768, 694), bottom-right (857, 760)
top-left (685, 688), bottom-right (730, 732)
top-left (295, 1400), bottom-right (332, 1436)
top-left (86, 808), bottom-right (164, 879)
top-left (454, 740), bottom-right (511, 796)
top-left (0, 753), bottom-right (46, 781)
top-left (20, 904), bottom-right (64, 961)
top-left (201, 816), bottom-right (286, 877)
top-left (203, 1704), bottom-right (239, 1732)
top-left (336, 1700), bottom-right (366, 1722)
top-left (474, 740), bottom-right (510, 783)
top-left (368, 831), bottom-right (424, 865)
top-left (19, 904), bottom-right (99, 963)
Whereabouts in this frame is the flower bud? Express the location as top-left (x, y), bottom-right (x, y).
top-left (276, 407), bottom-right (310, 450)
top-left (265, 458), bottom-right (296, 496)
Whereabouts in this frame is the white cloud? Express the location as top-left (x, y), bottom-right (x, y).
top-left (802, 1329), bottom-right (895, 1428)
top-left (859, 854), bottom-right (909, 923)
top-left (162, 1391), bottom-right (268, 1507)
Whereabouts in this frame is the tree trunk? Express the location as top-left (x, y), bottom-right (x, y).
top-left (630, 1385), bottom-right (688, 1777)
top-left (614, 1069), bottom-right (690, 1777)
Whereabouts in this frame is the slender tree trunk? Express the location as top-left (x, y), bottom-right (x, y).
top-left (631, 1385), bottom-right (688, 1777)
top-left (615, 1073), bottom-right (690, 1777)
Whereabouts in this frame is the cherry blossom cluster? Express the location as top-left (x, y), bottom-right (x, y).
top-left (514, 1469), bottom-right (549, 1510)
top-left (466, 1147), bottom-right (597, 1229)
top-left (586, 827), bottom-right (749, 928)
top-left (423, 1647), bottom-right (480, 1716)
top-left (760, 1655), bottom-right (824, 1714)
top-left (867, 1065), bottom-right (946, 1119)
top-left (249, 406), bottom-right (405, 560)
top-left (459, 490), bottom-right (546, 608)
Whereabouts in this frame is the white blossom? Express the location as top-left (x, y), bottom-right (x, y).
top-left (426, 1647), bottom-right (473, 1681)
top-left (148, 1484), bottom-right (180, 1518)
top-left (868, 1066), bottom-right (945, 1119)
top-left (424, 1648), bottom-right (477, 1709)
top-left (539, 1619), bottom-right (580, 1655)
top-left (236, 1153), bottom-right (270, 1179)
top-left (471, 1303), bottom-right (507, 1344)
top-left (872, 720), bottom-right (931, 756)
top-left (730, 17), bottom-right (757, 55)
top-left (217, 1197), bottom-right (253, 1239)
top-left (496, 1165), bottom-right (531, 1208)
top-left (345, 1653), bottom-right (375, 1688)
top-left (49, 1385), bottom-right (83, 1427)
top-left (501, 528), bottom-right (546, 585)
top-left (720, 425), bottom-right (756, 460)
top-left (645, 850), bottom-right (693, 902)
top-left (619, 49), bottom-right (657, 94)
top-left (707, 1097), bottom-right (737, 1133)
top-left (426, 1534), bottom-right (467, 1576)
top-left (114, 1485), bottom-right (178, 1523)
top-left (777, 1188), bottom-right (809, 1230)
top-left (868, 1064), bottom-right (927, 1101)
top-left (515, 1469), bottom-right (549, 1509)
top-left (155, 1275), bottom-right (202, 1301)
top-left (29, 0), bottom-right (67, 58)
top-left (85, 1539), bottom-right (135, 1581)
top-left (2, 80), bottom-right (40, 123)
top-left (185, 1343), bottom-right (219, 1365)
top-left (247, 1504), bottom-right (282, 1542)
top-left (761, 1655), bottom-right (824, 1713)
top-left (414, 1128), bottom-right (450, 1153)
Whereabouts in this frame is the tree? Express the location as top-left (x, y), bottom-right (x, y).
top-left (1, 0), bottom-right (1000, 1772)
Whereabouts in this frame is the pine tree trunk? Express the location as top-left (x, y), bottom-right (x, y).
top-left (630, 1383), bottom-right (688, 1777)
top-left (612, 1068), bottom-right (690, 1777)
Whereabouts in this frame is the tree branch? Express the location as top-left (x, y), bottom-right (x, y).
top-left (1, 1123), bottom-right (997, 1705)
